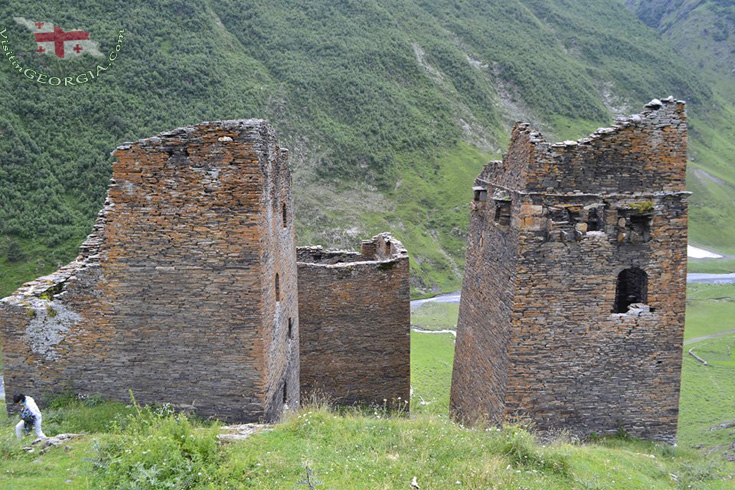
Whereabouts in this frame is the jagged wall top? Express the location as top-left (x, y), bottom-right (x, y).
top-left (296, 233), bottom-right (408, 267)
top-left (479, 97), bottom-right (687, 195)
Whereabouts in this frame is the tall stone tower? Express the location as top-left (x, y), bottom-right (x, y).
top-left (1, 120), bottom-right (299, 422)
top-left (450, 98), bottom-right (688, 442)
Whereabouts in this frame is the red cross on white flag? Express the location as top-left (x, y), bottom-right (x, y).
top-left (14, 17), bottom-right (103, 59)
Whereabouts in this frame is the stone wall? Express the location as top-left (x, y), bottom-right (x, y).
top-left (297, 234), bottom-right (411, 408)
top-left (0, 120), bottom-right (298, 423)
top-left (451, 98), bottom-right (688, 442)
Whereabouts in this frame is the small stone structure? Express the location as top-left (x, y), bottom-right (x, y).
top-left (0, 120), bottom-right (299, 422)
top-left (451, 98), bottom-right (689, 442)
top-left (297, 234), bottom-right (411, 407)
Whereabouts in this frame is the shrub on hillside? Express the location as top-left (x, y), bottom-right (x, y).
top-left (89, 398), bottom-right (220, 489)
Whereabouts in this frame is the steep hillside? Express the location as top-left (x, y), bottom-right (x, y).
top-left (0, 0), bottom-right (730, 296)
top-left (625, 0), bottom-right (735, 256)
top-left (626, 0), bottom-right (735, 78)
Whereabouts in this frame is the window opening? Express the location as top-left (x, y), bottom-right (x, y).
top-left (614, 268), bottom-right (648, 313)
top-left (628, 215), bottom-right (651, 242)
top-left (587, 208), bottom-right (602, 231)
top-left (494, 200), bottom-right (511, 225)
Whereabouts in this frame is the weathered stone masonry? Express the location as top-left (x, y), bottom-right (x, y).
top-left (451, 98), bottom-right (688, 442)
top-left (0, 120), bottom-right (299, 422)
top-left (297, 234), bottom-right (411, 407)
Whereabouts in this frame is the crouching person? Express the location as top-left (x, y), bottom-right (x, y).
top-left (13, 393), bottom-right (47, 440)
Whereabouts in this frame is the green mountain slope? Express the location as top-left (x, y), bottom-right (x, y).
top-left (0, 0), bottom-right (731, 297)
top-left (625, 0), bottom-right (735, 255)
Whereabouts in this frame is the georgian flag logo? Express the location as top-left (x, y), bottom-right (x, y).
top-left (14, 17), bottom-right (103, 59)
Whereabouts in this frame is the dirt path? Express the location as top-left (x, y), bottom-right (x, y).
top-left (684, 329), bottom-right (735, 346)
top-left (411, 327), bottom-right (456, 337)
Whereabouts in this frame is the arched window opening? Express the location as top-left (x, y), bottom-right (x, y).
top-left (614, 268), bottom-right (648, 313)
top-left (275, 273), bottom-right (280, 302)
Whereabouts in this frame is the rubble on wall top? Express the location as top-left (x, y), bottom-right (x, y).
top-left (113, 118), bottom-right (270, 153)
top-left (297, 233), bottom-right (408, 268)
top-left (518, 96), bottom-right (685, 149)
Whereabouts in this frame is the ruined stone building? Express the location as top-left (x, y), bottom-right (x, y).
top-left (450, 98), bottom-right (688, 442)
top-left (298, 234), bottom-right (410, 406)
top-left (0, 121), bottom-right (411, 421)
top-left (0, 120), bottom-right (300, 422)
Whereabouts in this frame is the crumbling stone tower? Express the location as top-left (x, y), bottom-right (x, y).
top-left (297, 233), bottom-right (410, 407)
top-left (0, 120), bottom-right (298, 422)
top-left (450, 98), bottom-right (688, 442)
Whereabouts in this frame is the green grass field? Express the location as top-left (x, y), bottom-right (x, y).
top-left (2, 390), bottom-right (733, 489)
top-left (688, 258), bottom-right (735, 274)
top-left (410, 302), bottom-right (460, 331)
top-left (684, 284), bottom-right (735, 340)
top-left (410, 331), bottom-right (455, 415)
top-left (677, 283), bottom-right (735, 459)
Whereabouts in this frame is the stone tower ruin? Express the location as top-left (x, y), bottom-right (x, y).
top-left (0, 120), bottom-right (299, 422)
top-left (297, 233), bottom-right (410, 407)
top-left (450, 98), bottom-right (688, 442)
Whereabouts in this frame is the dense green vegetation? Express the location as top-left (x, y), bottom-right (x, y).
top-left (1, 0), bottom-right (734, 296)
top-left (5, 395), bottom-right (733, 489)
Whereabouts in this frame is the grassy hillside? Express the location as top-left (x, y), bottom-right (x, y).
top-left (625, 0), bottom-right (735, 256)
top-left (678, 283), bottom-right (735, 460)
top-left (3, 398), bottom-right (734, 489)
top-left (1, 0), bottom-right (732, 296)
top-left (2, 292), bottom-right (735, 488)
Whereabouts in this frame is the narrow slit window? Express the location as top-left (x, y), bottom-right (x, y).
top-left (288, 318), bottom-right (293, 339)
top-left (282, 203), bottom-right (287, 228)
top-left (275, 273), bottom-right (280, 302)
top-left (613, 267), bottom-right (648, 313)
top-left (283, 381), bottom-right (288, 405)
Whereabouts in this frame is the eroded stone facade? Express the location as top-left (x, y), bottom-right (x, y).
top-left (297, 234), bottom-right (410, 407)
top-left (451, 98), bottom-right (688, 442)
top-left (0, 120), bottom-right (299, 422)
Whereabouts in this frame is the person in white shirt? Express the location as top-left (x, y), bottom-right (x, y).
top-left (13, 393), bottom-right (47, 440)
